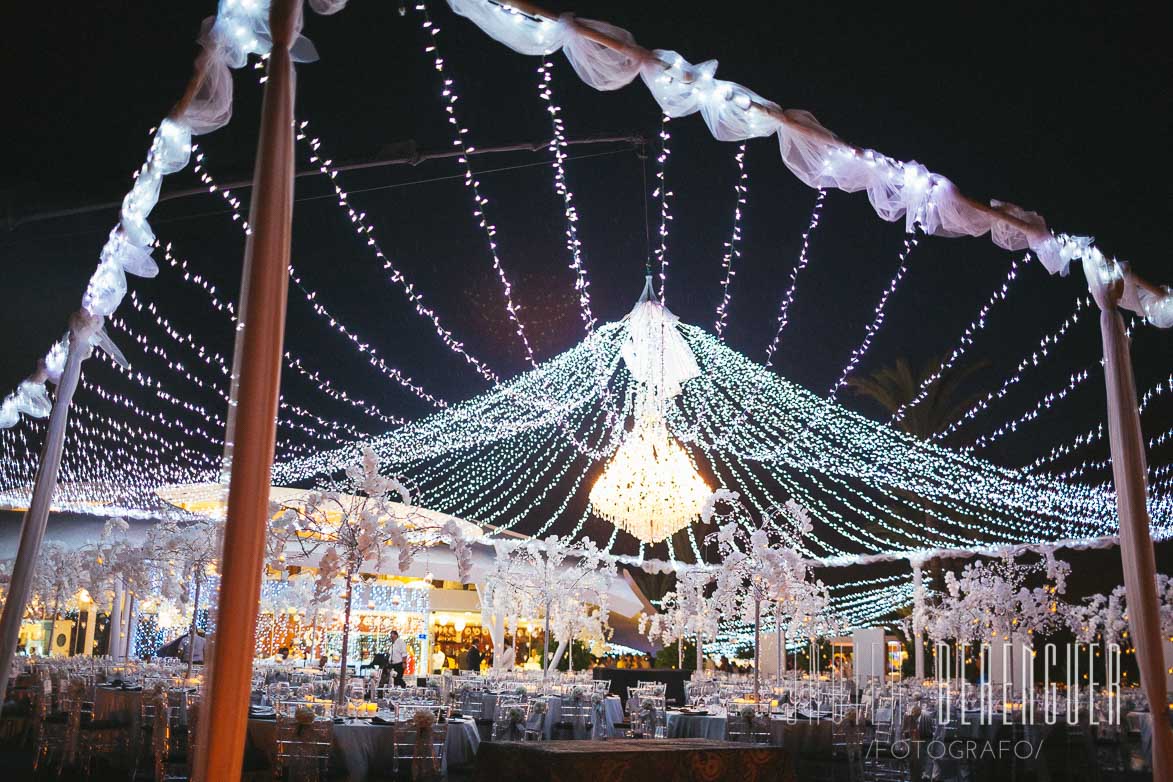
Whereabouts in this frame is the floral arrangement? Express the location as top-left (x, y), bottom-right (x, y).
top-left (413, 708), bottom-right (436, 731)
top-left (513, 685), bottom-right (528, 698)
top-left (531, 700), bottom-right (548, 716)
top-left (506, 705), bottom-right (527, 725)
top-left (448, 683), bottom-right (466, 699)
top-left (294, 705), bottom-right (316, 726)
top-left (568, 686), bottom-right (585, 704)
top-left (739, 705), bottom-right (757, 723)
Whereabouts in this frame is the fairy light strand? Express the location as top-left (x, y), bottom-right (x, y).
top-left (713, 143), bottom-right (748, 340)
top-left (416, 3), bottom-right (538, 367)
top-left (653, 114), bottom-right (673, 303)
top-left (828, 233), bottom-right (919, 399)
top-left (537, 58), bottom-right (596, 333)
top-left (890, 252), bottom-right (1026, 423)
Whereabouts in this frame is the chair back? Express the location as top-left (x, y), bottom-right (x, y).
top-left (275, 700), bottom-right (334, 782)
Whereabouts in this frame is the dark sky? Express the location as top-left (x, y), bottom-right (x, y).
top-left (1, 1), bottom-right (1170, 520)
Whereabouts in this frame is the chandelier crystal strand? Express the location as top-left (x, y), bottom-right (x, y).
top-left (416, 3), bottom-right (537, 367)
top-left (588, 416), bottom-right (712, 544)
top-left (713, 143), bottom-right (748, 340)
top-left (828, 233), bottom-right (919, 399)
top-left (890, 252), bottom-right (1027, 423)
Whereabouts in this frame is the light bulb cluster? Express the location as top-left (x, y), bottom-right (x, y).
top-left (890, 252), bottom-right (1026, 423)
top-left (537, 58), bottom-right (596, 333)
top-left (828, 234), bottom-right (919, 400)
top-left (713, 143), bottom-right (748, 340)
top-left (653, 114), bottom-right (673, 302)
top-left (416, 3), bottom-right (537, 368)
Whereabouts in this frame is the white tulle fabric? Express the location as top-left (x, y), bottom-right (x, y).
top-left (309, 0), bottom-right (348, 14)
top-left (561, 16), bottom-right (642, 90)
top-left (447, 0), bottom-right (1168, 328)
top-left (3, 0), bottom-right (317, 429)
top-left (621, 278), bottom-right (700, 403)
top-left (447, 0), bottom-right (569, 55)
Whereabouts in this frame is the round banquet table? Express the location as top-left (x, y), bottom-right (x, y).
top-left (247, 715), bottom-right (479, 780)
top-left (665, 711), bottom-right (727, 740)
top-left (480, 693), bottom-right (624, 739)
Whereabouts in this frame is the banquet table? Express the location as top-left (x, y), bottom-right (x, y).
top-left (472, 738), bottom-right (796, 782)
top-left (479, 693), bottom-right (624, 739)
top-left (246, 715), bottom-right (479, 780)
top-left (665, 710), bottom-right (727, 740)
top-left (770, 717), bottom-right (834, 753)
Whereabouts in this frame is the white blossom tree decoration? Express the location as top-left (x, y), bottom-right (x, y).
top-left (925, 551), bottom-right (1070, 680)
top-left (1066, 573), bottom-right (1172, 649)
top-left (707, 498), bottom-right (830, 703)
top-left (480, 535), bottom-right (616, 678)
top-left (144, 515), bottom-right (225, 675)
top-left (268, 447), bottom-right (472, 700)
top-left (639, 569), bottom-right (717, 671)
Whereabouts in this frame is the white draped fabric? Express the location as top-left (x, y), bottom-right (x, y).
top-left (445, 0), bottom-right (1172, 322)
top-left (620, 277), bottom-right (700, 405)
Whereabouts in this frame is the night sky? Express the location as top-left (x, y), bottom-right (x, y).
top-left (1, 2), bottom-right (1171, 571)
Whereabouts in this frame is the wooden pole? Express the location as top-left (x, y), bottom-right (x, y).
top-left (0, 323), bottom-right (91, 702)
top-left (1094, 298), bottom-right (1173, 779)
top-left (192, 0), bottom-right (300, 776)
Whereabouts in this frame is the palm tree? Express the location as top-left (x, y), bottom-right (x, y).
top-left (846, 357), bottom-right (987, 444)
top-left (847, 357), bottom-right (988, 592)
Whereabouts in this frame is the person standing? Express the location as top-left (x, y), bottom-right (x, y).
top-left (464, 642), bottom-right (482, 672)
top-left (389, 630), bottom-right (407, 687)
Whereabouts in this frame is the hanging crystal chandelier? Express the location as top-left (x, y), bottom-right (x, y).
top-left (588, 415), bottom-right (712, 544)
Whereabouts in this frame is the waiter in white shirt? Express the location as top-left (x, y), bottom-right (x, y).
top-left (388, 630), bottom-right (407, 687)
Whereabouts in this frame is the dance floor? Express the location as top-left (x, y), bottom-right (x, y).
top-left (472, 738), bottom-right (796, 782)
